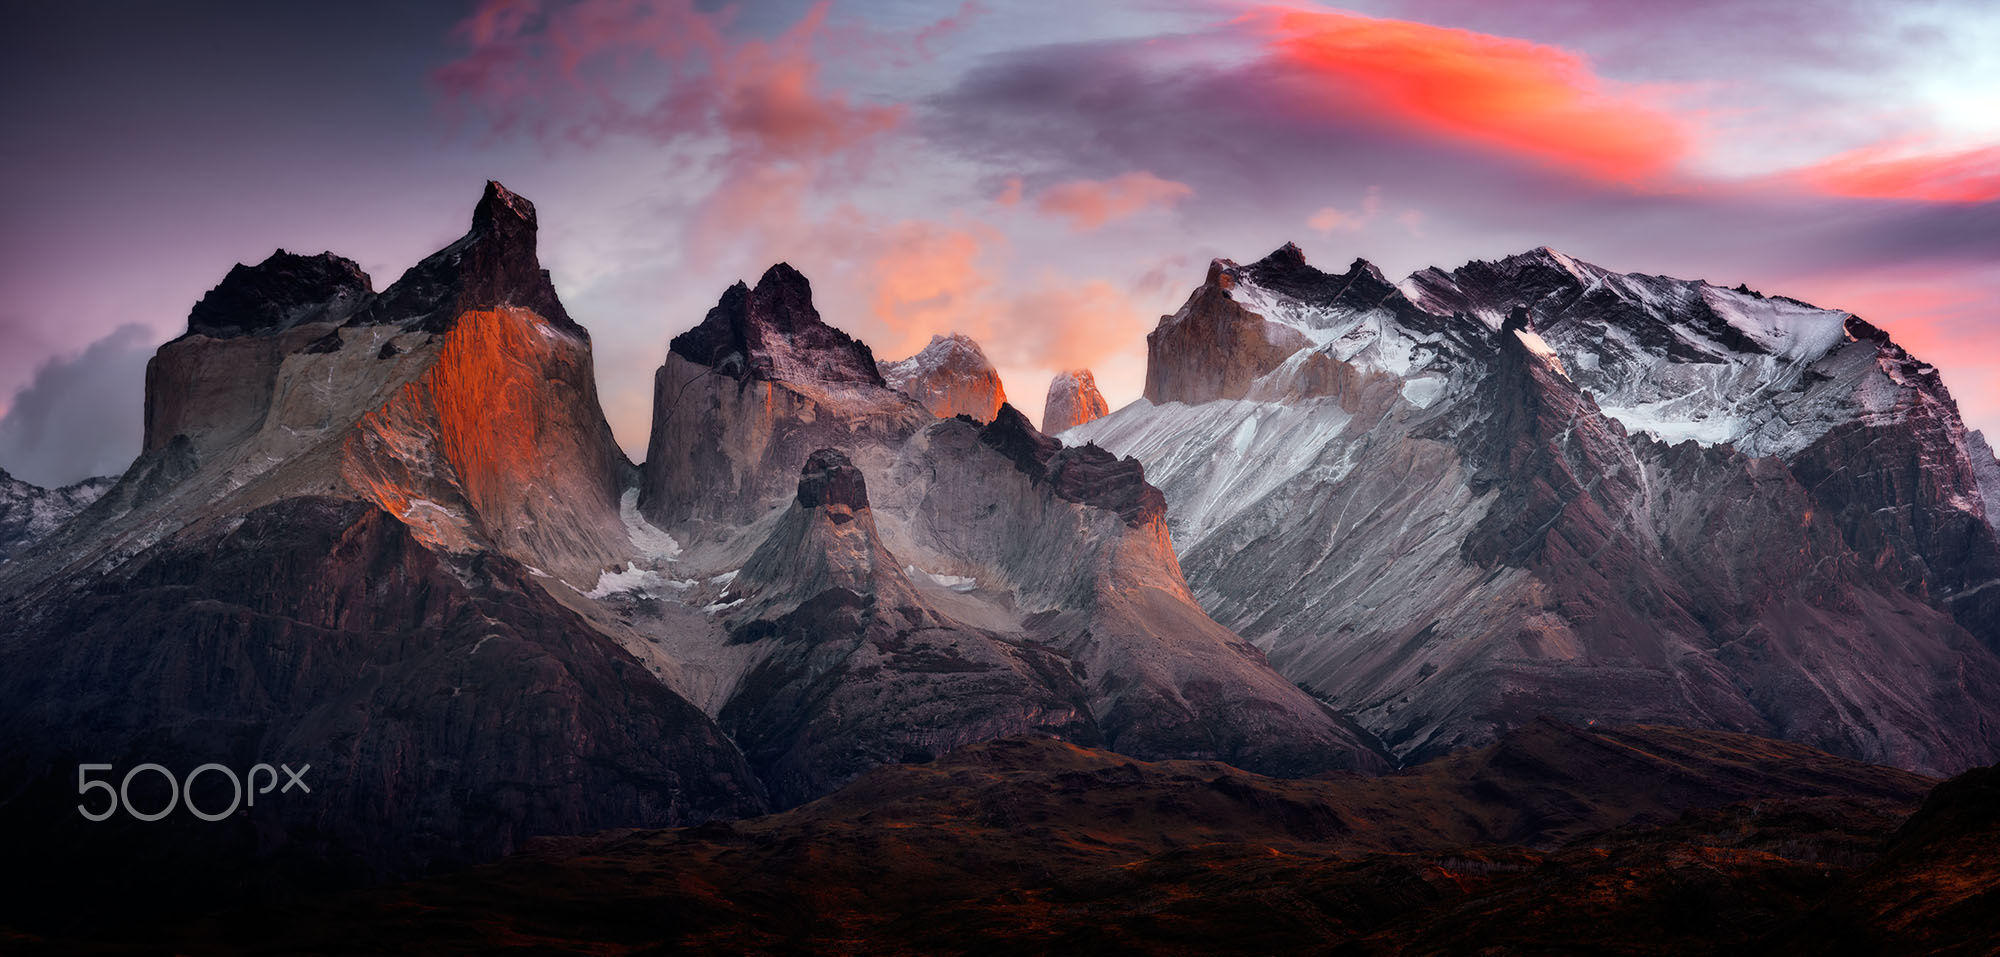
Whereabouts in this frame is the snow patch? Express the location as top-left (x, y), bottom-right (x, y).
top-left (586, 562), bottom-right (670, 599)
top-left (619, 487), bottom-right (681, 561)
top-left (905, 565), bottom-right (978, 591)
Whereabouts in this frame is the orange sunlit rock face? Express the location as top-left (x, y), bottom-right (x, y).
top-left (344, 307), bottom-right (627, 581)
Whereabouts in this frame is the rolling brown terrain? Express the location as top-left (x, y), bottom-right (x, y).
top-left (20, 720), bottom-right (1994, 955)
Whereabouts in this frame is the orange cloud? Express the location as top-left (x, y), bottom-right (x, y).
top-left (866, 221), bottom-right (1002, 357)
top-left (1795, 141), bottom-right (2000, 203)
top-left (1034, 171), bottom-right (1194, 230)
top-left (1251, 7), bottom-right (1691, 183)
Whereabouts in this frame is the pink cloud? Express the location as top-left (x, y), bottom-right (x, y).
top-left (1248, 6), bottom-right (1695, 184)
top-left (435, 0), bottom-right (901, 165)
top-left (1794, 140), bottom-right (2000, 204)
top-left (1034, 171), bottom-right (1194, 231)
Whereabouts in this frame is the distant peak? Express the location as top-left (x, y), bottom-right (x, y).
top-left (918, 332), bottom-right (987, 359)
top-left (670, 263), bottom-right (885, 387)
top-left (1501, 245), bottom-right (1595, 281)
top-left (1253, 241), bottom-right (1309, 270)
top-left (472, 180), bottom-right (537, 233)
top-left (1346, 257), bottom-right (1389, 282)
top-left (348, 180), bottom-right (576, 332)
top-left (756, 261), bottom-right (810, 292)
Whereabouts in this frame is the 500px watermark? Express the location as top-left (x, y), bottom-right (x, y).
top-left (76, 762), bottom-right (311, 822)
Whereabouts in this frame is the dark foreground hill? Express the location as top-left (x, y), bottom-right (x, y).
top-left (18, 720), bottom-right (1995, 955)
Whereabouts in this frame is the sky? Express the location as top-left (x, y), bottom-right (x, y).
top-left (1, 0), bottom-right (1996, 486)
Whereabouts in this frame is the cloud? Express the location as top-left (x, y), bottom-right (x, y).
top-left (437, 0), bottom-right (903, 161)
top-left (865, 220), bottom-right (1003, 358)
top-left (1034, 171), bottom-right (1193, 230)
top-left (1248, 7), bottom-right (1695, 184)
top-left (1795, 140), bottom-right (2000, 203)
top-left (1308, 186), bottom-right (1383, 233)
top-left (0, 323), bottom-right (154, 487)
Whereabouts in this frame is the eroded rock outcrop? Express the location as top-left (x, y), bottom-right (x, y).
top-left (878, 333), bottom-right (1007, 421)
top-left (1144, 257), bottom-right (1311, 405)
top-left (712, 449), bottom-right (1095, 805)
top-left (0, 183), bottom-right (760, 918)
top-left (640, 264), bottom-right (928, 529)
top-left (1041, 368), bottom-right (1109, 434)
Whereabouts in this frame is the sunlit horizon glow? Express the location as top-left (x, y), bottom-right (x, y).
top-left (0, 0), bottom-right (1995, 487)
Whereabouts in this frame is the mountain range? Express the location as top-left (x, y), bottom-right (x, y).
top-left (2, 184), bottom-right (1997, 946)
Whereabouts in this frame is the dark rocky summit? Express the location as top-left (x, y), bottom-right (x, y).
top-left (794, 447), bottom-right (870, 510)
top-left (185, 250), bottom-right (372, 339)
top-left (350, 180), bottom-right (580, 334)
top-left (978, 404), bottom-right (1165, 528)
top-left (670, 263), bottom-right (884, 387)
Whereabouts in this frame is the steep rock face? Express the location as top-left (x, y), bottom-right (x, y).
top-left (338, 302), bottom-right (631, 583)
top-left (639, 265), bottom-right (932, 529)
top-left (711, 449), bottom-right (1094, 806)
top-left (0, 469), bottom-right (113, 563)
top-left (635, 267), bottom-right (1387, 779)
top-left (349, 181), bottom-right (578, 334)
top-left (877, 333), bottom-right (1007, 421)
top-left (1041, 368), bottom-right (1110, 434)
top-left (1076, 244), bottom-right (2000, 772)
top-left (0, 184), bottom-right (756, 914)
top-left (1406, 249), bottom-right (2000, 647)
top-left (1144, 258), bottom-right (1312, 404)
top-left (146, 253), bottom-right (374, 457)
top-left (1970, 429), bottom-right (2000, 535)
top-left (0, 497), bottom-right (764, 926)
top-left (877, 407), bottom-right (1387, 775)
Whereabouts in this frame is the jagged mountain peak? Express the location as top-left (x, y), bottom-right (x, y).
top-left (1043, 368), bottom-right (1110, 434)
top-left (1228, 243), bottom-right (1407, 316)
top-left (979, 404), bottom-right (1166, 527)
top-left (878, 331), bottom-right (1006, 421)
top-left (471, 179), bottom-right (537, 233)
top-left (669, 262), bottom-right (884, 388)
top-left (1251, 240), bottom-right (1308, 269)
top-left (185, 249), bottom-right (372, 339)
top-left (349, 180), bottom-right (577, 334)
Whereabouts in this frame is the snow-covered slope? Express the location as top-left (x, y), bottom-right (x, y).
top-left (1074, 243), bottom-right (2000, 772)
top-left (0, 470), bottom-right (113, 563)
